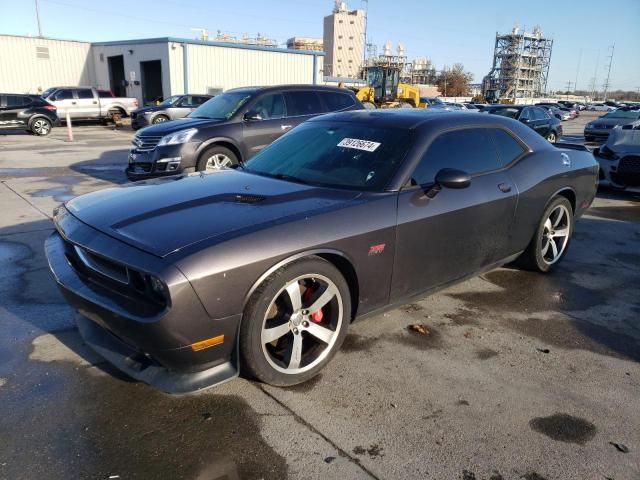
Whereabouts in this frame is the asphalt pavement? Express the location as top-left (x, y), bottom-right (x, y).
top-left (0, 113), bottom-right (638, 480)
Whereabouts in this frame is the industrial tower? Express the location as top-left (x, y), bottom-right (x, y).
top-left (483, 25), bottom-right (553, 102)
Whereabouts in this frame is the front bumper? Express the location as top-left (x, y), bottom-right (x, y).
top-left (126, 142), bottom-right (199, 180)
top-left (597, 154), bottom-right (640, 188)
top-left (44, 210), bottom-right (240, 393)
top-left (130, 112), bottom-right (150, 130)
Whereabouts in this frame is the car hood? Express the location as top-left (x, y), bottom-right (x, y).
top-left (605, 128), bottom-right (640, 154)
top-left (135, 117), bottom-right (226, 135)
top-left (592, 118), bottom-right (637, 128)
top-left (65, 170), bottom-right (361, 257)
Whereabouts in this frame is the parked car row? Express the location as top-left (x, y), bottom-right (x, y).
top-left (584, 106), bottom-right (640, 142)
top-left (481, 105), bottom-right (563, 143)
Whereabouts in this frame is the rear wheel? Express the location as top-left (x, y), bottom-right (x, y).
top-left (31, 117), bottom-right (52, 136)
top-left (152, 114), bottom-right (169, 124)
top-left (516, 196), bottom-right (573, 273)
top-left (546, 131), bottom-right (557, 143)
top-left (196, 145), bottom-right (238, 171)
top-left (240, 257), bottom-right (351, 386)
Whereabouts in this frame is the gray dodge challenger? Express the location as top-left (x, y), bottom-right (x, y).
top-left (45, 110), bottom-right (599, 393)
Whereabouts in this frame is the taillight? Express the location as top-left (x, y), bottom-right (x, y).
top-left (43, 104), bottom-right (56, 110)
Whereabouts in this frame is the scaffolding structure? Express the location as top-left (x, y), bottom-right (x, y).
top-left (214, 31), bottom-right (278, 48)
top-left (483, 25), bottom-right (553, 102)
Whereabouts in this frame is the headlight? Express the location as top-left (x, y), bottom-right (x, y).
top-left (586, 123), bottom-right (593, 128)
top-left (158, 128), bottom-right (198, 146)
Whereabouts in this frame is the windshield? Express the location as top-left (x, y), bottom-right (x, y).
top-left (243, 121), bottom-right (413, 191)
top-left (487, 108), bottom-right (520, 119)
top-left (188, 91), bottom-right (252, 120)
top-left (159, 95), bottom-right (182, 106)
top-left (603, 110), bottom-right (640, 119)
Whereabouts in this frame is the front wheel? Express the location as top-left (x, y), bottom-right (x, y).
top-left (516, 196), bottom-right (573, 273)
top-left (31, 118), bottom-right (52, 136)
top-left (240, 257), bottom-right (351, 386)
top-left (196, 145), bottom-right (238, 171)
top-left (152, 114), bottom-right (169, 124)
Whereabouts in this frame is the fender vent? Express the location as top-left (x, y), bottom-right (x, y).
top-left (234, 194), bottom-right (266, 204)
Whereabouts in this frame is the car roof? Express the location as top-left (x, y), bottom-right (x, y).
top-left (225, 84), bottom-right (355, 95)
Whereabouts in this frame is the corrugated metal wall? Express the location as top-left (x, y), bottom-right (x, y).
top-left (179, 43), bottom-right (319, 94)
top-left (0, 35), bottom-right (94, 94)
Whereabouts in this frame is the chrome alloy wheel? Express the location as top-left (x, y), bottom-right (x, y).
top-left (540, 204), bottom-right (571, 265)
top-left (261, 274), bottom-right (343, 375)
top-left (205, 153), bottom-right (233, 170)
top-left (33, 119), bottom-right (50, 135)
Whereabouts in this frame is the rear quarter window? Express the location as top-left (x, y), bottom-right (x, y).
top-left (490, 129), bottom-right (526, 166)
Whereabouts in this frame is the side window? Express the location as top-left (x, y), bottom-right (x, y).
top-left (319, 91), bottom-right (355, 112)
top-left (75, 89), bottom-right (94, 99)
top-left (533, 107), bottom-right (549, 120)
top-left (489, 129), bottom-right (526, 167)
top-left (193, 96), bottom-right (209, 106)
top-left (6, 95), bottom-right (25, 107)
top-left (285, 91), bottom-right (324, 117)
top-left (247, 93), bottom-right (286, 120)
top-left (55, 89), bottom-right (74, 100)
top-left (519, 108), bottom-right (532, 121)
top-left (178, 95), bottom-right (193, 107)
top-left (412, 128), bottom-right (500, 185)
top-left (97, 90), bottom-right (113, 98)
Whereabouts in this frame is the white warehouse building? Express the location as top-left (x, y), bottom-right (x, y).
top-left (0, 34), bottom-right (324, 105)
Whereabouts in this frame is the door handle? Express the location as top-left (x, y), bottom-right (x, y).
top-left (498, 183), bottom-right (512, 193)
top-left (71, 101), bottom-right (77, 105)
top-left (281, 124), bottom-right (292, 131)
top-left (93, 101), bottom-right (97, 104)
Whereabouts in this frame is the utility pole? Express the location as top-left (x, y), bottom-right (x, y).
top-left (362, 0), bottom-right (368, 67)
top-left (573, 48), bottom-right (582, 93)
top-left (34, 0), bottom-right (43, 37)
top-left (602, 44), bottom-right (615, 101)
top-left (565, 81), bottom-right (573, 100)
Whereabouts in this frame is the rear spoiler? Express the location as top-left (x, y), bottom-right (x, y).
top-left (554, 142), bottom-right (590, 152)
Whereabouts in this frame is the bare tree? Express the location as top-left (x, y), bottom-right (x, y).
top-left (436, 63), bottom-right (473, 97)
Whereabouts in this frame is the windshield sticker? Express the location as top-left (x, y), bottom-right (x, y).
top-left (337, 138), bottom-right (381, 152)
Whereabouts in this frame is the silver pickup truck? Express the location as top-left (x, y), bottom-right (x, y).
top-left (42, 87), bottom-right (138, 121)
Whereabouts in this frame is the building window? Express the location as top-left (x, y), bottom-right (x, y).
top-left (349, 36), bottom-right (354, 40)
top-left (348, 59), bottom-right (353, 63)
top-left (36, 46), bottom-right (49, 59)
top-left (350, 20), bottom-right (354, 24)
top-left (338, 35), bottom-right (343, 39)
top-left (338, 20), bottom-right (343, 23)
top-left (349, 47), bottom-right (353, 50)
top-left (338, 59), bottom-right (342, 62)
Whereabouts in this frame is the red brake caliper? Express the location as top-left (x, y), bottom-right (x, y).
top-left (303, 287), bottom-right (324, 323)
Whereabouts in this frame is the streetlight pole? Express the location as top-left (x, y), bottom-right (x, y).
top-left (35, 0), bottom-right (43, 37)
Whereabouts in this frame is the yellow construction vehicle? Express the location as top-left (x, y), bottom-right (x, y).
top-left (353, 65), bottom-right (421, 109)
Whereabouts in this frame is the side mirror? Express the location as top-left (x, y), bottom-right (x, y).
top-left (425, 168), bottom-right (471, 198)
top-left (243, 112), bottom-right (263, 122)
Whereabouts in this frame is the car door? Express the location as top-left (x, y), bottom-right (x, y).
top-left (0, 95), bottom-right (29, 127)
top-left (74, 88), bottom-right (98, 118)
top-left (390, 127), bottom-right (518, 300)
top-left (532, 107), bottom-right (551, 136)
top-left (241, 91), bottom-right (288, 157)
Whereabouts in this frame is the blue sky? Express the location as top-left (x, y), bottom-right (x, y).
top-left (1, 0), bottom-right (639, 92)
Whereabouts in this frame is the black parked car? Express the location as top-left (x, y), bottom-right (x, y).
top-left (584, 107), bottom-right (640, 142)
top-left (46, 110), bottom-right (598, 393)
top-left (594, 121), bottom-right (640, 189)
top-left (0, 93), bottom-right (58, 135)
top-left (485, 105), bottom-right (563, 142)
top-left (131, 94), bottom-right (213, 130)
top-left (126, 85), bottom-right (364, 180)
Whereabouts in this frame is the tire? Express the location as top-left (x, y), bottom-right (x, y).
top-left (196, 145), bottom-right (238, 171)
top-left (516, 196), bottom-right (574, 273)
top-left (362, 101), bottom-right (376, 110)
top-left (546, 131), bottom-right (557, 143)
top-left (240, 256), bottom-right (351, 386)
top-left (152, 114), bottom-right (169, 124)
top-left (108, 109), bottom-right (123, 123)
top-left (30, 117), bottom-right (52, 136)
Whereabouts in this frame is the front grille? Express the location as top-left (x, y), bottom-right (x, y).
top-left (132, 135), bottom-right (162, 152)
top-left (612, 155), bottom-right (640, 186)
